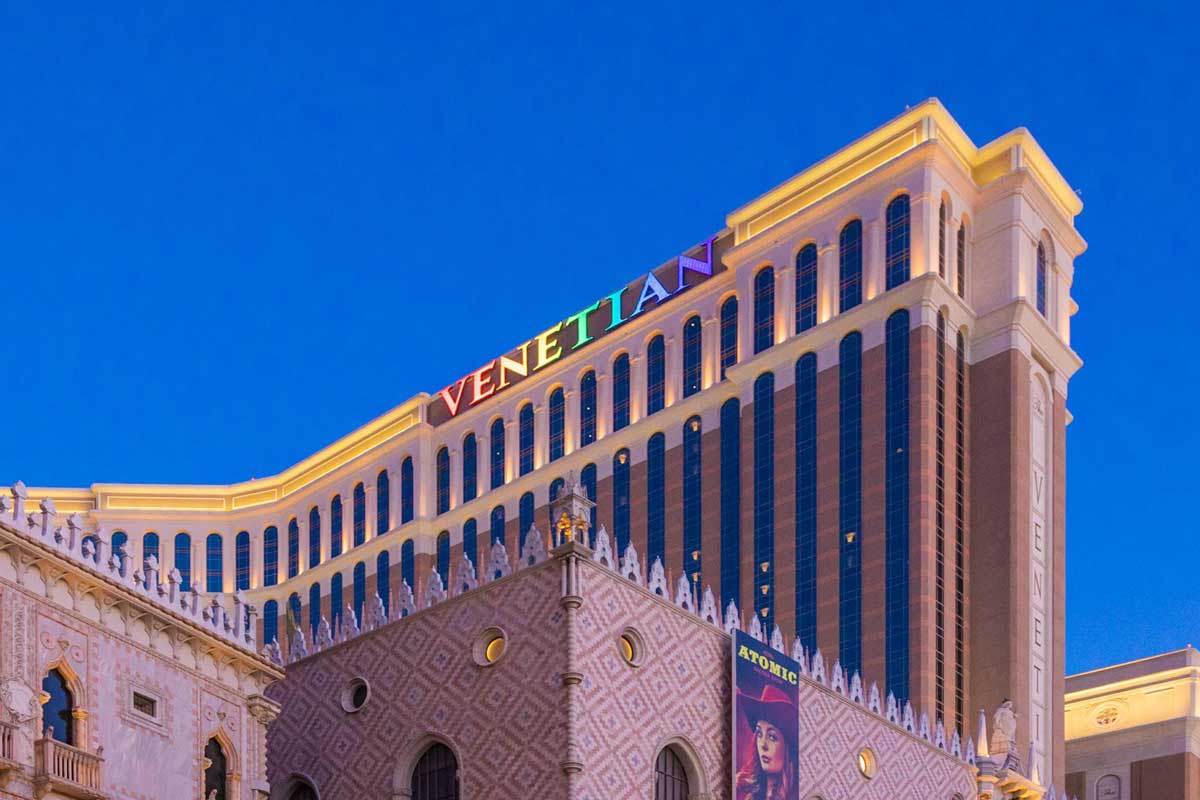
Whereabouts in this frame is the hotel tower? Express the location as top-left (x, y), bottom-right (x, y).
top-left (32, 100), bottom-right (1084, 784)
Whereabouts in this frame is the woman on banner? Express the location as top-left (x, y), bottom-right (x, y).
top-left (735, 684), bottom-right (799, 800)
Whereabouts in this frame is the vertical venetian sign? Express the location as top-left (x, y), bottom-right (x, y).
top-left (732, 630), bottom-right (800, 800)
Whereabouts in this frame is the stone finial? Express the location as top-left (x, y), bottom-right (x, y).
top-left (919, 711), bottom-right (931, 741)
top-left (790, 637), bottom-right (805, 667)
top-left (951, 730), bottom-right (962, 758)
top-left (144, 555), bottom-right (160, 595)
top-left (189, 586), bottom-right (201, 617)
top-left (675, 575), bottom-right (695, 612)
top-left (619, 541), bottom-right (643, 585)
top-left (849, 671), bottom-right (864, 704)
top-left (486, 539), bottom-right (511, 582)
top-left (591, 525), bottom-right (614, 568)
top-left (0, 492), bottom-right (10, 517)
top-left (902, 702), bottom-right (915, 733)
top-left (723, 601), bottom-right (741, 635)
top-left (315, 618), bottom-right (333, 649)
top-left (698, 586), bottom-right (721, 627)
top-left (9, 481), bottom-right (27, 524)
top-left (452, 557), bottom-right (478, 596)
top-left (167, 568), bottom-right (182, 604)
top-left (519, 524), bottom-right (546, 567)
top-left (66, 514), bottom-right (85, 553)
top-left (39, 498), bottom-right (58, 539)
top-left (868, 682), bottom-right (881, 714)
top-left (423, 568), bottom-right (446, 607)
top-left (976, 709), bottom-right (991, 758)
top-left (830, 661), bottom-right (846, 695)
top-left (262, 640), bottom-right (283, 666)
top-left (935, 718), bottom-right (947, 750)
top-left (232, 592), bottom-right (246, 638)
top-left (810, 649), bottom-right (826, 685)
top-left (363, 593), bottom-right (387, 632)
top-left (341, 604), bottom-right (360, 639)
top-left (885, 691), bottom-right (899, 724)
top-left (548, 470), bottom-right (594, 545)
top-left (1028, 741), bottom-right (1040, 784)
top-left (965, 737), bottom-right (976, 766)
top-left (769, 625), bottom-right (785, 652)
top-left (1045, 786), bottom-right (1057, 800)
top-left (397, 581), bottom-right (416, 618)
top-left (747, 613), bottom-right (764, 643)
top-left (287, 629), bottom-right (309, 662)
top-left (647, 558), bottom-right (668, 598)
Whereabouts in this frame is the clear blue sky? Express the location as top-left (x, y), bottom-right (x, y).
top-left (3, 3), bottom-right (1196, 673)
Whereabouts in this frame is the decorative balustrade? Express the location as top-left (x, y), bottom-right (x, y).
top-left (34, 736), bottom-right (105, 799)
top-left (0, 720), bottom-right (16, 768)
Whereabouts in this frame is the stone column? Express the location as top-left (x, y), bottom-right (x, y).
top-left (818, 242), bottom-right (837, 322)
top-left (777, 263), bottom-right (796, 342)
top-left (863, 217), bottom-right (883, 301)
top-left (504, 419), bottom-right (518, 483)
top-left (224, 529), bottom-right (236, 593)
top-left (533, 404), bottom-right (548, 471)
top-left (447, 449), bottom-right (460, 515)
top-left (665, 334), bottom-right (682, 407)
top-left (702, 317), bottom-right (719, 389)
top-left (555, 541), bottom-right (589, 799)
top-left (595, 372), bottom-right (611, 440)
top-left (564, 388), bottom-right (579, 455)
top-left (247, 694), bottom-right (282, 800)
top-left (630, 353), bottom-right (646, 425)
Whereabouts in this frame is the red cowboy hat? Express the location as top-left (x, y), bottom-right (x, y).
top-left (737, 684), bottom-right (798, 741)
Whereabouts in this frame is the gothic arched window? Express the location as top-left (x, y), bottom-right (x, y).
top-left (203, 737), bottom-right (229, 800)
top-left (654, 746), bottom-right (689, 800)
top-left (462, 433), bottom-right (478, 502)
top-left (206, 533), bottom-right (223, 592)
top-left (839, 219), bottom-right (863, 311)
top-left (308, 506), bottom-right (321, 568)
top-left (41, 668), bottom-right (74, 745)
top-left (412, 742), bottom-right (459, 800)
top-left (885, 194), bottom-right (911, 290)
top-left (753, 266), bottom-right (775, 354)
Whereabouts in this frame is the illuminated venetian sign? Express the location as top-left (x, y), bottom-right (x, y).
top-left (429, 236), bottom-right (725, 425)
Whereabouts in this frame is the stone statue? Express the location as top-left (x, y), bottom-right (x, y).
top-left (990, 699), bottom-right (1018, 755)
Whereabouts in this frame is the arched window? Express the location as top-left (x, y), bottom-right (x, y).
top-left (81, 535), bottom-right (99, 563)
top-left (519, 492), bottom-right (535, 552)
top-left (330, 574), bottom-right (343, 631)
top-left (353, 562), bottom-right (366, 624)
top-left (1036, 241), bottom-right (1047, 315)
top-left (489, 419), bottom-right (506, 489)
top-left (647, 433), bottom-right (666, 569)
top-left (795, 353), bottom-right (818, 652)
top-left (411, 742), bottom-right (459, 800)
top-left (581, 463), bottom-right (597, 545)
top-left (646, 335), bottom-right (666, 415)
top-left (143, 532), bottom-right (160, 587)
top-left (111, 531), bottom-right (128, 576)
top-left (654, 746), bottom-right (689, 800)
top-left (331, 495), bottom-right (344, 558)
top-left (753, 267), bottom-right (775, 354)
top-left (548, 387), bottom-right (565, 461)
top-left (287, 519), bottom-right (299, 578)
top-left (41, 668), bottom-right (75, 744)
top-left (261, 527), bottom-right (277, 587)
top-left (308, 506), bottom-right (321, 568)
top-left (235, 531), bottom-right (250, 590)
top-left (206, 533), bottom-right (223, 593)
top-left (204, 737), bottom-right (228, 800)
top-left (463, 518), bottom-right (478, 569)
top-left (401, 457), bottom-right (415, 523)
top-left (753, 372), bottom-right (776, 630)
top-left (286, 781), bottom-right (318, 800)
top-left (720, 398), bottom-right (741, 608)
top-left (579, 370), bottom-right (597, 447)
top-left (839, 331), bottom-right (864, 677)
top-left (839, 219), bottom-right (863, 312)
top-left (462, 434), bottom-right (478, 503)
top-left (683, 417), bottom-right (702, 583)
top-left (490, 505), bottom-right (506, 546)
top-left (308, 582), bottom-right (321, 637)
top-left (682, 316), bottom-right (702, 398)
top-left (548, 478), bottom-right (565, 532)
top-left (377, 550), bottom-right (391, 616)
top-left (518, 404), bottom-right (535, 475)
top-left (613, 449), bottom-right (631, 555)
top-left (377, 469), bottom-right (391, 533)
top-left (288, 592), bottom-right (302, 627)
top-left (796, 243), bottom-right (818, 333)
top-left (353, 482), bottom-right (366, 546)
top-left (938, 200), bottom-right (947, 279)
top-left (885, 194), bottom-right (911, 290)
top-left (175, 532), bottom-right (193, 591)
top-left (401, 539), bottom-right (415, 593)
top-left (719, 297), bottom-right (738, 379)
top-left (436, 532), bottom-right (450, 584)
top-left (886, 310), bottom-right (911, 702)
top-left (263, 599), bottom-right (278, 645)
top-left (957, 219), bottom-right (967, 298)
top-left (436, 448), bottom-right (451, 514)
top-left (612, 354), bottom-right (631, 431)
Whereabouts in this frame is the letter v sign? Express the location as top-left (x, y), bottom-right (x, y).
top-left (438, 377), bottom-right (470, 417)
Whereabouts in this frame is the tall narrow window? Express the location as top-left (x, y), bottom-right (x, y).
top-left (1036, 241), bottom-right (1047, 316)
top-left (308, 506), bottom-right (321, 568)
top-left (205, 533), bottom-right (223, 593)
top-left (646, 335), bottom-right (666, 415)
top-left (719, 398), bottom-right (741, 609)
top-left (548, 388), bottom-right (565, 461)
top-left (377, 469), bottom-right (391, 533)
top-left (463, 518), bottom-right (478, 568)
top-left (720, 297), bottom-right (738, 379)
top-left (753, 267), bottom-right (775, 354)
top-left (885, 194), bottom-right (911, 290)
top-left (331, 495), bottom-right (343, 558)
top-left (490, 505), bottom-right (506, 546)
top-left (203, 738), bottom-right (228, 800)
top-left (579, 371), bottom-right (597, 447)
top-left (308, 582), bottom-right (321, 638)
top-left (796, 244), bottom-right (818, 333)
top-left (519, 404), bottom-right (535, 475)
top-left (412, 742), bottom-right (459, 800)
top-left (287, 519), bottom-right (299, 578)
top-left (82, 535), bottom-right (99, 563)
top-left (263, 599), bottom-right (278, 645)
top-left (549, 478), bottom-right (565, 532)
top-left (353, 483), bottom-right (366, 546)
top-left (288, 592), bottom-right (302, 627)
top-left (489, 419), bottom-right (506, 489)
top-left (436, 447), bottom-right (451, 514)
top-left (938, 201), bottom-right (947, 279)
top-left (401, 539), bottom-right (415, 592)
top-left (401, 457), bottom-right (415, 523)
top-left (885, 310), bottom-right (911, 702)
top-left (462, 434), bottom-right (478, 502)
top-left (957, 220), bottom-right (967, 298)
top-left (753, 373), bottom-right (776, 630)
top-left (377, 550), bottom-right (391, 616)
top-left (654, 747), bottom-right (689, 800)
top-left (795, 352), bottom-right (818, 651)
top-left (647, 433), bottom-right (666, 569)
top-left (954, 329), bottom-right (967, 736)
top-left (682, 316), bottom-right (702, 398)
top-left (935, 312), bottom-right (947, 723)
top-left (581, 462), bottom-right (597, 545)
top-left (612, 354), bottom-right (631, 431)
top-left (176, 532), bottom-right (193, 591)
top-left (839, 220), bottom-right (863, 312)
top-left (436, 531), bottom-right (450, 584)
top-left (613, 449), bottom-right (631, 555)
top-left (143, 532), bottom-right (160, 588)
top-left (519, 492), bottom-right (535, 552)
top-left (235, 531), bottom-right (252, 591)
top-left (111, 531), bottom-right (128, 575)
top-left (683, 417), bottom-right (702, 583)
top-left (42, 669), bottom-right (75, 745)
top-left (353, 562), bottom-right (366, 624)
top-left (261, 527), bottom-right (276, 587)
top-left (838, 331), bottom-right (863, 677)
top-left (330, 573), bottom-right (343, 631)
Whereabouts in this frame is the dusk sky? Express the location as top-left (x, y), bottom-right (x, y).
top-left (3, 3), bottom-right (1196, 674)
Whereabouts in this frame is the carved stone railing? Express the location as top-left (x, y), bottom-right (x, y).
top-left (0, 720), bottom-right (16, 769)
top-left (34, 737), bottom-right (106, 799)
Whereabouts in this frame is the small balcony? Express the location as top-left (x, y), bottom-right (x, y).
top-left (0, 720), bottom-right (18, 773)
top-left (34, 736), bottom-right (107, 799)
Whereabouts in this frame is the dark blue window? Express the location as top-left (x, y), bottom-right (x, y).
top-left (82, 535), bottom-right (99, 563)
top-left (796, 244), bottom-right (818, 333)
top-left (436, 447), bottom-right (451, 514)
top-left (794, 353), bottom-right (818, 651)
top-left (490, 505), bottom-right (506, 546)
top-left (938, 201), bottom-right (947, 279)
top-left (613, 449), bottom-right (631, 555)
top-left (308, 506), bottom-right (321, 568)
top-left (839, 220), bottom-right (863, 312)
top-left (288, 592), bottom-right (302, 628)
top-left (287, 519), bottom-right (299, 578)
top-left (353, 483), bottom-right (366, 546)
top-left (955, 329), bottom-right (967, 735)
top-left (377, 550), bottom-right (391, 616)
top-left (205, 534), bottom-right (222, 593)
top-left (436, 531), bottom-right (450, 584)
top-left (612, 354), bottom-right (631, 431)
top-left (519, 404), bottom-right (535, 475)
top-left (753, 268), bottom-right (775, 354)
top-left (885, 310), bottom-right (911, 701)
top-left (719, 399), bottom-right (741, 610)
top-left (111, 531), bottom-right (128, 574)
top-left (581, 462), bottom-right (597, 545)
top-left (549, 478), bottom-right (565, 532)
top-left (579, 371), bottom-right (597, 447)
top-left (401, 457), bottom-right (415, 523)
top-left (839, 331), bottom-right (863, 677)
top-left (377, 469), bottom-right (391, 533)
top-left (261, 527), bottom-right (276, 587)
top-left (489, 419), bottom-right (506, 489)
top-left (462, 434), bottom-right (477, 502)
top-left (263, 599), bottom-right (278, 645)
top-left (353, 562), bottom-right (366, 624)
top-left (682, 316), bottom-right (702, 398)
top-left (647, 433), bottom-right (666, 569)
top-left (330, 573), bottom-right (343, 631)
top-left (646, 335), bottom-right (665, 415)
top-left (308, 582), bottom-right (321, 638)
top-left (1036, 241), bottom-right (1047, 315)
top-left (175, 532), bottom-right (192, 591)
top-left (519, 492), bottom-right (535, 552)
top-left (549, 388), bottom-right (565, 461)
top-left (753, 373), bottom-right (775, 631)
top-left (957, 221), bottom-right (967, 298)
top-left (720, 297), bottom-right (738, 379)
top-left (683, 417), bottom-right (702, 583)
top-left (330, 495), bottom-right (343, 558)
top-left (885, 194), bottom-right (911, 290)
top-left (401, 539), bottom-right (415, 589)
top-left (463, 518), bottom-right (478, 569)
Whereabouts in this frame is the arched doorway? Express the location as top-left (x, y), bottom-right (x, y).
top-left (41, 669), bottom-right (75, 745)
top-left (655, 746), bottom-right (690, 800)
top-left (204, 737), bottom-right (228, 800)
top-left (412, 742), bottom-right (459, 800)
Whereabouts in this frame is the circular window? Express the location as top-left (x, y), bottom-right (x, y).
top-left (473, 627), bottom-right (508, 667)
top-left (857, 748), bottom-right (877, 779)
top-left (340, 678), bottom-right (370, 713)
top-left (618, 628), bottom-right (645, 667)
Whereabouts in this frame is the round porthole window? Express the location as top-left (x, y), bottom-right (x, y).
top-left (857, 747), bottom-right (878, 779)
top-left (618, 628), bottom-right (645, 667)
top-left (473, 627), bottom-right (508, 667)
top-left (340, 678), bottom-right (370, 713)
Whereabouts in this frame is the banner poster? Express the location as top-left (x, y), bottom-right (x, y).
top-left (732, 629), bottom-right (800, 800)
